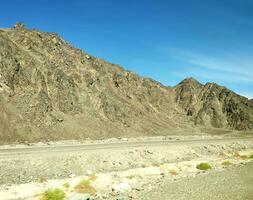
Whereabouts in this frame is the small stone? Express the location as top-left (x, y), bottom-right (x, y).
top-left (133, 187), bottom-right (142, 191)
top-left (69, 173), bottom-right (76, 178)
top-left (160, 172), bottom-right (165, 176)
top-left (146, 150), bottom-right (153, 154)
top-left (66, 193), bottom-right (93, 200)
top-left (128, 192), bottom-right (138, 199)
top-left (102, 194), bottom-right (108, 199)
top-left (57, 118), bottom-right (64, 122)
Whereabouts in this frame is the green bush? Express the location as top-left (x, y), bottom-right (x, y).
top-left (249, 154), bottom-right (253, 159)
top-left (42, 188), bottom-right (65, 200)
top-left (196, 162), bottom-right (212, 170)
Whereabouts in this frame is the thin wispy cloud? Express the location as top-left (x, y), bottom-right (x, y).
top-left (163, 47), bottom-right (253, 83)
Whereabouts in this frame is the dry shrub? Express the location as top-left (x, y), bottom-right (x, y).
top-left (88, 174), bottom-right (97, 181)
top-left (74, 179), bottom-right (96, 194)
top-left (38, 177), bottom-right (47, 183)
top-left (239, 155), bottom-right (249, 160)
top-left (169, 169), bottom-right (178, 175)
top-left (222, 160), bottom-right (232, 167)
top-left (233, 152), bottom-right (248, 159)
top-left (63, 182), bottom-right (70, 189)
top-left (152, 163), bottom-right (160, 167)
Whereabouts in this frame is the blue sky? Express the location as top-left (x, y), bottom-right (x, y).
top-left (1, 0), bottom-right (253, 98)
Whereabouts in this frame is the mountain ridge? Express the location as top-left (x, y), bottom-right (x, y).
top-left (0, 23), bottom-right (252, 143)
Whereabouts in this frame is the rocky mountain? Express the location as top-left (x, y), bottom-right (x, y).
top-left (0, 23), bottom-right (252, 143)
top-left (174, 78), bottom-right (253, 130)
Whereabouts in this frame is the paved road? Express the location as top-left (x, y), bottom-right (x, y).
top-left (0, 137), bottom-right (252, 157)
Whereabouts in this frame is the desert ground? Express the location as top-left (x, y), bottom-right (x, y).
top-left (0, 134), bottom-right (252, 200)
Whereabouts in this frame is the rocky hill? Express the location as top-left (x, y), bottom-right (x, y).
top-left (0, 23), bottom-right (252, 143)
top-left (174, 78), bottom-right (253, 130)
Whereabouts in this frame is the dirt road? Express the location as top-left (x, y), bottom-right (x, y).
top-left (0, 137), bottom-right (252, 157)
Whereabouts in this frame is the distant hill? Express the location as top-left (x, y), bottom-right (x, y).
top-left (0, 23), bottom-right (252, 143)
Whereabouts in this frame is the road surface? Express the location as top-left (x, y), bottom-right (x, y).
top-left (141, 161), bottom-right (253, 200)
top-left (0, 137), bottom-right (252, 157)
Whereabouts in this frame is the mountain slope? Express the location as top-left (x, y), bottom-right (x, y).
top-left (0, 24), bottom-right (252, 143)
top-left (174, 78), bottom-right (253, 130)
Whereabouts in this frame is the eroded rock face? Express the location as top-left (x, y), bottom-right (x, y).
top-left (174, 78), bottom-right (253, 130)
top-left (0, 24), bottom-right (252, 143)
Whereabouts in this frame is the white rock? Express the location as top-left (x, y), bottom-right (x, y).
top-left (112, 182), bottom-right (131, 193)
top-left (69, 173), bottom-right (76, 178)
top-left (67, 193), bottom-right (92, 200)
top-left (148, 184), bottom-right (152, 190)
top-left (86, 169), bottom-right (93, 175)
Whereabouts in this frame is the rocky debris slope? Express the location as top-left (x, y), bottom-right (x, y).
top-left (0, 23), bottom-right (252, 143)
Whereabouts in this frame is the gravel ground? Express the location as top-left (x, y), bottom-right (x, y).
top-left (141, 161), bottom-right (253, 200)
top-left (0, 138), bottom-right (253, 185)
top-left (0, 140), bottom-right (252, 185)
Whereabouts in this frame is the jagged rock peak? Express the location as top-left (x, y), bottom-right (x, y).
top-left (178, 77), bottom-right (202, 86)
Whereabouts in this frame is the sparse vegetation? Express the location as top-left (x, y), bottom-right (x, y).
top-left (63, 182), bottom-right (70, 189)
top-left (233, 152), bottom-right (248, 160)
top-left (196, 162), bottom-right (212, 170)
top-left (249, 154), bottom-right (253, 159)
top-left (74, 179), bottom-right (96, 194)
top-left (127, 175), bottom-right (136, 179)
top-left (41, 188), bottom-right (65, 200)
top-left (152, 163), bottom-right (160, 167)
top-left (233, 151), bottom-right (240, 157)
top-left (239, 155), bottom-right (248, 160)
top-left (141, 164), bottom-right (146, 168)
top-left (38, 177), bottom-right (47, 183)
top-left (222, 160), bottom-right (232, 167)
